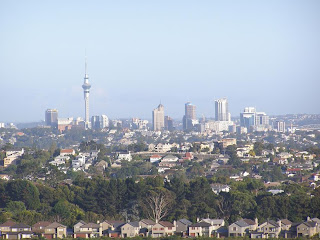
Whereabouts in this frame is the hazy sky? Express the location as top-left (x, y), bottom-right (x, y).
top-left (0, 1), bottom-right (319, 122)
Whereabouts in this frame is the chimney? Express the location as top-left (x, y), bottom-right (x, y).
top-left (197, 218), bottom-right (200, 222)
top-left (173, 220), bottom-right (176, 227)
top-left (255, 218), bottom-right (258, 226)
top-left (307, 216), bottom-right (311, 222)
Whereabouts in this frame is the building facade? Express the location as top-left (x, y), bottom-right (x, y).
top-left (45, 109), bottom-right (58, 127)
top-left (152, 104), bottom-right (164, 131)
top-left (215, 98), bottom-right (230, 121)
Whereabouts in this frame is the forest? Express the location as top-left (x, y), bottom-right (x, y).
top-left (0, 176), bottom-right (320, 228)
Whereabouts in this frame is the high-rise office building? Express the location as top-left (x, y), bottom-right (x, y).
top-left (240, 107), bottom-right (256, 129)
top-left (165, 116), bottom-right (174, 131)
top-left (215, 98), bottom-right (230, 121)
top-left (91, 116), bottom-right (100, 129)
top-left (45, 109), bottom-right (58, 127)
top-left (183, 102), bottom-right (196, 131)
top-left (240, 107), bottom-right (270, 131)
top-left (152, 104), bottom-right (164, 131)
top-left (100, 115), bottom-right (109, 129)
top-left (255, 112), bottom-right (269, 126)
top-left (82, 57), bottom-right (91, 129)
top-left (275, 120), bottom-right (286, 133)
top-left (185, 102), bottom-right (196, 120)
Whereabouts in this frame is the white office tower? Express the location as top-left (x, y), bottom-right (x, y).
top-left (215, 98), bottom-right (230, 121)
top-left (240, 107), bottom-right (256, 129)
top-left (82, 57), bottom-right (91, 129)
top-left (275, 120), bottom-right (286, 133)
top-left (152, 104), bottom-right (165, 131)
top-left (100, 115), bottom-right (109, 128)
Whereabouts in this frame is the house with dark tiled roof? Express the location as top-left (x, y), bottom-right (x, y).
top-left (175, 219), bottom-right (192, 236)
top-left (101, 220), bottom-right (125, 238)
top-left (3, 223), bottom-right (33, 239)
top-left (296, 217), bottom-right (319, 238)
top-left (188, 221), bottom-right (213, 237)
top-left (228, 218), bottom-right (258, 237)
top-left (121, 222), bottom-right (140, 238)
top-left (151, 221), bottom-right (176, 237)
top-left (43, 222), bottom-right (67, 239)
top-left (32, 221), bottom-right (52, 234)
top-left (74, 222), bottom-right (102, 238)
top-left (251, 220), bottom-right (281, 238)
top-left (139, 219), bottom-right (156, 236)
top-left (0, 221), bottom-right (16, 234)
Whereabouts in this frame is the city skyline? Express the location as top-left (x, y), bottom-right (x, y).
top-left (0, 1), bottom-right (320, 122)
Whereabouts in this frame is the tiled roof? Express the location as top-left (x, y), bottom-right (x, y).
top-left (81, 223), bottom-right (100, 228)
top-left (159, 221), bottom-right (174, 227)
top-left (32, 221), bottom-right (52, 228)
top-left (281, 219), bottom-right (292, 225)
top-left (46, 222), bottom-right (66, 229)
top-left (178, 219), bottom-right (192, 226)
top-left (189, 222), bottom-right (211, 227)
top-left (0, 220), bottom-right (16, 227)
top-left (11, 223), bottom-right (31, 228)
top-left (140, 219), bottom-right (156, 225)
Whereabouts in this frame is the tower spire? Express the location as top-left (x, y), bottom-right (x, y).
top-left (82, 52), bottom-right (91, 129)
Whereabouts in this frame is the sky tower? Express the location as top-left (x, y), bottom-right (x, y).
top-left (82, 57), bottom-right (91, 129)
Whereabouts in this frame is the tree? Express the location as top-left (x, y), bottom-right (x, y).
top-left (254, 142), bottom-right (264, 156)
top-left (143, 189), bottom-right (173, 223)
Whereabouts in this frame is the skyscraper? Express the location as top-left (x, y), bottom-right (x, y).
top-left (185, 102), bottom-right (196, 120)
top-left (183, 102), bottom-right (196, 131)
top-left (100, 115), bottom-right (109, 129)
top-left (165, 116), bottom-right (174, 131)
top-left (240, 107), bottom-right (256, 129)
top-left (82, 57), bottom-right (91, 129)
top-left (45, 109), bottom-right (58, 127)
top-left (215, 98), bottom-right (230, 121)
top-left (152, 104), bottom-right (164, 131)
top-left (275, 120), bottom-right (286, 133)
top-left (91, 116), bottom-right (100, 129)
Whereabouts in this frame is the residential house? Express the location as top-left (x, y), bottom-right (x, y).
top-left (150, 155), bottom-right (162, 163)
top-left (210, 184), bottom-right (231, 194)
top-left (139, 219), bottom-right (155, 236)
top-left (43, 222), bottom-right (67, 239)
top-left (188, 222), bottom-right (213, 237)
top-left (296, 218), bottom-right (319, 238)
top-left (117, 152), bottom-right (132, 162)
top-left (251, 220), bottom-right (281, 238)
top-left (3, 223), bottom-right (33, 239)
top-left (32, 222), bottom-right (52, 235)
top-left (49, 155), bottom-right (70, 166)
top-left (151, 221), bottom-right (176, 237)
top-left (0, 220), bottom-right (16, 234)
top-left (279, 219), bottom-right (293, 238)
top-left (60, 149), bottom-right (75, 156)
top-left (72, 155), bottom-right (86, 170)
top-left (73, 221), bottom-right (86, 234)
top-left (74, 223), bottom-right (102, 238)
top-left (101, 220), bottom-right (124, 238)
top-left (175, 219), bottom-right (192, 236)
top-left (159, 155), bottom-right (179, 168)
top-left (228, 219), bottom-right (258, 237)
top-left (121, 222), bottom-right (140, 238)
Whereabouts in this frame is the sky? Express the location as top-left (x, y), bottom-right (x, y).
top-left (0, 0), bottom-right (319, 122)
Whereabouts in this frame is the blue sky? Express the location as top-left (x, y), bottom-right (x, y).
top-left (0, 1), bottom-right (319, 122)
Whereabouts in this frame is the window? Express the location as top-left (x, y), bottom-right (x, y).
top-left (160, 228), bottom-right (164, 230)
top-left (233, 227), bottom-right (237, 231)
top-left (168, 227), bottom-right (172, 230)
